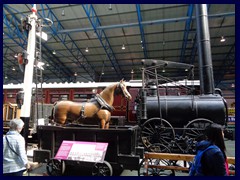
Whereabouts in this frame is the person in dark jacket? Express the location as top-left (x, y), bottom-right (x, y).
top-left (192, 123), bottom-right (229, 176)
top-left (16, 89), bottom-right (24, 109)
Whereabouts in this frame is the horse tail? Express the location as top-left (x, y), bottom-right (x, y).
top-left (48, 101), bottom-right (59, 123)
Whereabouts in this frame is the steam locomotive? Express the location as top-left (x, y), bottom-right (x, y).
top-left (135, 5), bottom-right (229, 154)
top-left (134, 60), bottom-right (228, 154)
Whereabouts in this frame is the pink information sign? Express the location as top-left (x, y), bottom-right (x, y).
top-left (54, 141), bottom-right (108, 163)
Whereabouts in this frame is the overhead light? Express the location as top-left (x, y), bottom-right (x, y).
top-left (101, 72), bottom-right (104, 75)
top-left (52, 50), bottom-right (56, 55)
top-left (185, 68), bottom-right (188, 72)
top-left (85, 47), bottom-right (89, 52)
top-left (108, 4), bottom-right (112, 10)
top-left (231, 83), bottom-right (235, 88)
top-left (5, 76), bottom-right (7, 79)
top-left (162, 69), bottom-right (165, 73)
top-left (220, 36), bottom-right (226, 43)
top-left (122, 44), bottom-right (125, 50)
top-left (74, 72), bottom-right (77, 76)
top-left (92, 89), bottom-right (97, 93)
top-left (46, 63), bottom-right (50, 66)
top-left (12, 67), bottom-right (16, 71)
top-left (131, 69), bottom-right (134, 74)
top-left (61, 9), bottom-right (65, 16)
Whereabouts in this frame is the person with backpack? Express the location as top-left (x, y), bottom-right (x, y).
top-left (189, 123), bottom-right (229, 176)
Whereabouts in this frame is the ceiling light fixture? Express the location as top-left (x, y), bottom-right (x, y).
top-left (74, 72), bottom-right (77, 76)
top-left (220, 36), bottom-right (226, 43)
top-left (131, 69), bottom-right (134, 74)
top-left (14, 54), bottom-right (18, 58)
top-left (85, 47), bottom-right (89, 52)
top-left (12, 67), bottom-right (16, 71)
top-left (52, 50), bottom-right (56, 55)
top-left (61, 9), bottom-right (65, 16)
top-left (5, 75), bottom-right (7, 79)
top-left (122, 44), bottom-right (125, 50)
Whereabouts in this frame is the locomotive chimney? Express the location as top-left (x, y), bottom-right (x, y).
top-left (195, 4), bottom-right (215, 94)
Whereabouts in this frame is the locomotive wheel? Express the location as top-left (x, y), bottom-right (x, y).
top-left (141, 118), bottom-right (175, 149)
top-left (183, 118), bottom-right (213, 142)
top-left (46, 158), bottom-right (65, 176)
top-left (92, 161), bottom-right (113, 176)
top-left (138, 144), bottom-right (175, 176)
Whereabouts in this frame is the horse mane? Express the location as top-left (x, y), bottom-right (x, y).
top-left (100, 82), bottom-right (118, 95)
top-left (99, 82), bottom-right (119, 105)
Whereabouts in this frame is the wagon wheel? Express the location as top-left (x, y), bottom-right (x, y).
top-left (46, 158), bottom-right (65, 176)
top-left (138, 144), bottom-right (175, 176)
top-left (141, 118), bottom-right (175, 149)
top-left (183, 118), bottom-right (213, 142)
top-left (92, 161), bottom-right (113, 176)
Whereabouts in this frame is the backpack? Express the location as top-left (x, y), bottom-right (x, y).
top-left (189, 145), bottom-right (218, 176)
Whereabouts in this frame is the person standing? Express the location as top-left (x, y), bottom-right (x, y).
top-left (189, 123), bottom-right (229, 176)
top-left (16, 89), bottom-right (24, 109)
top-left (3, 118), bottom-right (30, 176)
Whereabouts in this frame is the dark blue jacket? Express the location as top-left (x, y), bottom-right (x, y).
top-left (196, 140), bottom-right (228, 176)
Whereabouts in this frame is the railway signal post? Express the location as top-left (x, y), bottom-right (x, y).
top-left (20, 4), bottom-right (38, 143)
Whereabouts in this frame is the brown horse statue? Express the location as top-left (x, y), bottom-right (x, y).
top-left (50, 79), bottom-right (132, 129)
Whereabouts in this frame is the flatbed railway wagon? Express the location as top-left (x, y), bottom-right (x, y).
top-left (33, 124), bottom-right (144, 176)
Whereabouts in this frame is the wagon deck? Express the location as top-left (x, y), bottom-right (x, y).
top-left (34, 124), bottom-right (143, 175)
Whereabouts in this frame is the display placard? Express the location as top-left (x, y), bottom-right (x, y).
top-left (54, 141), bottom-right (108, 163)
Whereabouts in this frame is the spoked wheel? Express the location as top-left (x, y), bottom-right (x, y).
top-left (138, 144), bottom-right (175, 176)
top-left (92, 161), bottom-right (113, 176)
top-left (46, 158), bottom-right (65, 176)
top-left (141, 118), bottom-right (175, 149)
top-left (183, 118), bottom-right (213, 142)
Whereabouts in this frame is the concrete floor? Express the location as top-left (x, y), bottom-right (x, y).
top-left (24, 139), bottom-right (235, 176)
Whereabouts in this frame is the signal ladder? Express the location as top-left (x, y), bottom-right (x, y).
top-left (33, 19), bottom-right (44, 129)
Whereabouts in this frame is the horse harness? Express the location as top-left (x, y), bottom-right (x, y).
top-left (79, 94), bottom-right (115, 120)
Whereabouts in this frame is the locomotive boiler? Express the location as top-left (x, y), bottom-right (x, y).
top-left (136, 4), bottom-right (228, 154)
